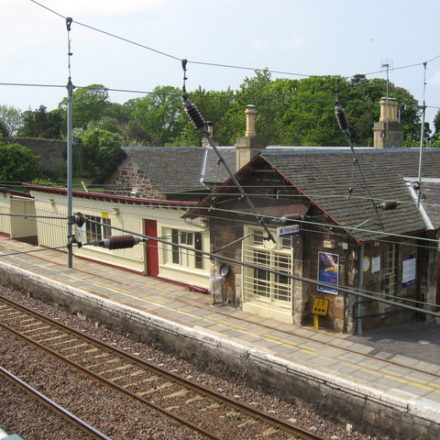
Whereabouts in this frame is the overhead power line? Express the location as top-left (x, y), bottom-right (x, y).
top-left (82, 217), bottom-right (440, 318)
top-left (29, 0), bottom-right (440, 82)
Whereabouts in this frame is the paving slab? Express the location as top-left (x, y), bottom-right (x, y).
top-left (1, 236), bottom-right (440, 439)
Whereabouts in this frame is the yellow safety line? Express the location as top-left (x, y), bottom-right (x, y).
top-left (206, 316), bottom-right (247, 330)
top-left (340, 361), bottom-right (382, 377)
top-left (263, 333), bottom-right (298, 347)
top-left (340, 359), bottom-right (440, 393)
top-left (3, 242), bottom-right (440, 396)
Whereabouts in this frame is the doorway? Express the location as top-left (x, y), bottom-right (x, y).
top-left (144, 219), bottom-right (159, 277)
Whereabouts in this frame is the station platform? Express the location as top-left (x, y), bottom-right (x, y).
top-left (0, 235), bottom-right (439, 439)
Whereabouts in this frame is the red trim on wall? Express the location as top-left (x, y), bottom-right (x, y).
top-left (0, 188), bottom-right (33, 198)
top-left (23, 183), bottom-right (197, 208)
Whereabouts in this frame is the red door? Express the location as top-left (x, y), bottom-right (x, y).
top-left (144, 219), bottom-right (159, 277)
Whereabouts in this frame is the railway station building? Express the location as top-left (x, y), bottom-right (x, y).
top-left (1, 100), bottom-right (439, 334)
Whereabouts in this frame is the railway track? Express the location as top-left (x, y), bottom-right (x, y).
top-left (0, 365), bottom-right (112, 440)
top-left (0, 296), bottom-right (326, 440)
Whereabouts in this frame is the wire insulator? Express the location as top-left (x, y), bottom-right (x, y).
top-left (74, 212), bottom-right (86, 227)
top-left (66, 17), bottom-right (73, 31)
top-left (379, 201), bottom-right (398, 210)
top-left (182, 96), bottom-right (207, 133)
top-left (106, 235), bottom-right (140, 250)
top-left (335, 104), bottom-right (349, 133)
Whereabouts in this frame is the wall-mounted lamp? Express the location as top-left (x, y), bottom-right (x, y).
top-left (112, 207), bottom-right (120, 216)
top-left (49, 198), bottom-right (55, 207)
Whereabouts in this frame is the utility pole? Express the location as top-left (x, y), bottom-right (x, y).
top-left (66, 17), bottom-right (74, 268)
top-left (417, 62), bottom-right (427, 208)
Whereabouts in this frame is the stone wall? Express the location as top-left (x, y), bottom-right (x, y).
top-left (105, 158), bottom-right (164, 199)
top-left (3, 137), bottom-right (81, 173)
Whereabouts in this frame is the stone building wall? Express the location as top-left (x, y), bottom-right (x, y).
top-left (104, 159), bottom-right (164, 199)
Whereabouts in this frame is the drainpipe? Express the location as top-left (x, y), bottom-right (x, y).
top-left (357, 244), bottom-right (364, 336)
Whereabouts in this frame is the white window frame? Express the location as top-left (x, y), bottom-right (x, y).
top-left (81, 215), bottom-right (112, 242)
top-left (162, 228), bottom-right (204, 271)
top-left (242, 226), bottom-right (293, 307)
top-left (385, 243), bottom-right (398, 295)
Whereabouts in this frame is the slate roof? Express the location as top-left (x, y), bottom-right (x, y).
top-left (261, 148), bottom-right (440, 242)
top-left (121, 146), bottom-right (236, 195)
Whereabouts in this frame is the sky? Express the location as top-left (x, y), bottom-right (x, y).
top-left (2, 0), bottom-right (440, 130)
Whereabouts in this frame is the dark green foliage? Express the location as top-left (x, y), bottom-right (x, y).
top-left (0, 119), bottom-right (8, 137)
top-left (18, 105), bottom-right (63, 139)
top-left (80, 128), bottom-right (123, 179)
top-left (123, 86), bottom-right (184, 145)
top-left (170, 71), bottom-right (420, 147)
top-left (433, 110), bottom-right (440, 135)
top-left (0, 143), bottom-right (42, 182)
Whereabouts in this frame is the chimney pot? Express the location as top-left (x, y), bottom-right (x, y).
top-left (379, 97), bottom-right (399, 122)
top-left (373, 97), bottom-right (403, 148)
top-left (245, 104), bottom-right (257, 136)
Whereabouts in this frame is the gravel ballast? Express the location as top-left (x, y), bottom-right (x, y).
top-left (0, 285), bottom-right (390, 440)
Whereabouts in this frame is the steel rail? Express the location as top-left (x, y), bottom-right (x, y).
top-left (0, 365), bottom-right (113, 440)
top-left (0, 295), bottom-right (326, 440)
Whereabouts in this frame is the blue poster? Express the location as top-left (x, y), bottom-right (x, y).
top-left (318, 252), bottom-right (339, 294)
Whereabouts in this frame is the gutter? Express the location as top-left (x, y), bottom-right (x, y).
top-left (198, 147), bottom-right (210, 189)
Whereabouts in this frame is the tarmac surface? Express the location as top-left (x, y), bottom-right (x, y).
top-left (348, 320), bottom-right (440, 365)
top-left (0, 235), bottom-right (439, 438)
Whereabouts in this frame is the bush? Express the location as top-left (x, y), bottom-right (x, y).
top-left (0, 143), bottom-right (42, 182)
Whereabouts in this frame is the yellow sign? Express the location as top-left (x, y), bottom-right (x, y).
top-left (101, 212), bottom-right (109, 218)
top-left (312, 298), bottom-right (329, 316)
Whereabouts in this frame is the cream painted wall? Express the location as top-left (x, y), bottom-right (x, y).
top-left (31, 191), bottom-right (210, 288)
top-left (0, 193), bottom-right (11, 235)
top-left (10, 197), bottom-right (38, 238)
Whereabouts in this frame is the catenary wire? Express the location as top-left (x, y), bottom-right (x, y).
top-left (1, 207), bottom-right (436, 306)
top-left (29, 0), bottom-right (440, 83)
top-left (3, 188), bottom-right (439, 246)
top-left (82, 217), bottom-right (440, 317)
top-left (0, 206), bottom-right (438, 253)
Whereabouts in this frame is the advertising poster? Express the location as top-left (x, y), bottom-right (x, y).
top-left (318, 252), bottom-right (339, 294)
top-left (402, 254), bottom-right (416, 287)
top-left (371, 255), bottom-right (381, 274)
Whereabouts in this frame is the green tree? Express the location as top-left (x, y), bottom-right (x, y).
top-left (433, 110), bottom-right (440, 136)
top-left (0, 143), bottom-right (42, 182)
top-left (0, 120), bottom-right (8, 137)
top-left (126, 86), bottom-right (184, 145)
top-left (86, 116), bottom-right (122, 134)
top-left (173, 87), bottom-right (236, 146)
top-left (18, 105), bottom-right (63, 139)
top-left (59, 84), bottom-right (112, 130)
top-left (0, 105), bottom-right (23, 136)
top-left (80, 129), bottom-right (123, 179)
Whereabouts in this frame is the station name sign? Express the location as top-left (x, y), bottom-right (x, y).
top-left (277, 224), bottom-right (300, 237)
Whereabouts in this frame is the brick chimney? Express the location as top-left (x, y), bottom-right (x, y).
top-left (373, 97), bottom-right (403, 148)
top-left (234, 105), bottom-right (266, 171)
